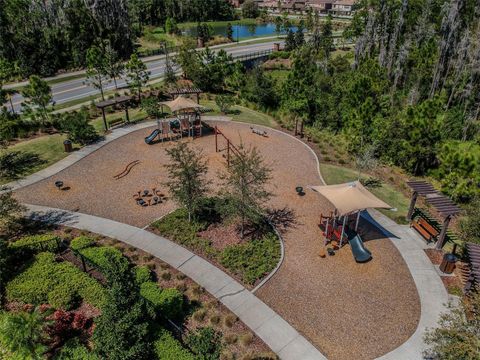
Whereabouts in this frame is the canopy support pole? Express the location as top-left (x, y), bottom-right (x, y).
top-left (355, 211), bottom-right (361, 231)
top-left (339, 216), bottom-right (347, 247)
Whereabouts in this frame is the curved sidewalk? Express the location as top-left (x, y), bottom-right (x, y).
top-left (25, 204), bottom-right (326, 360)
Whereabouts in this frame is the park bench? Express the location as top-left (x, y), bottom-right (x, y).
top-left (411, 217), bottom-right (439, 242)
top-left (108, 118), bottom-right (124, 128)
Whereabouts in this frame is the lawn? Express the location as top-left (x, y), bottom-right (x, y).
top-left (319, 163), bottom-right (410, 224)
top-left (201, 99), bottom-right (277, 127)
top-left (2, 134), bottom-right (71, 185)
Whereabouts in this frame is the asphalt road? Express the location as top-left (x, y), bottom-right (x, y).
top-left (6, 40), bottom-right (283, 113)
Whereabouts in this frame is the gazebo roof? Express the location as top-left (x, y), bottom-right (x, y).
top-left (310, 181), bottom-right (391, 216)
top-left (161, 96), bottom-right (204, 113)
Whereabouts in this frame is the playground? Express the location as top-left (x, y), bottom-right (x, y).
top-left (13, 120), bottom-right (420, 359)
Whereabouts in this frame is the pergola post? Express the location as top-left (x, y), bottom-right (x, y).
top-left (215, 126), bottom-right (218, 152)
top-left (407, 191), bottom-right (418, 221)
top-left (101, 108), bottom-right (108, 131)
top-left (125, 106), bottom-right (130, 123)
top-left (436, 215), bottom-right (451, 250)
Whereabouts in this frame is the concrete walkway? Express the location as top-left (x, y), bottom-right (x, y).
top-left (364, 210), bottom-right (450, 360)
top-left (25, 204), bottom-right (325, 360)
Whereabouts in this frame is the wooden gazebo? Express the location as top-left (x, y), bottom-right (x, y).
top-left (168, 88), bottom-right (202, 104)
top-left (95, 95), bottom-right (134, 131)
top-left (406, 180), bottom-right (462, 249)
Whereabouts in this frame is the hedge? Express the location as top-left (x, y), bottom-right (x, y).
top-left (135, 265), bottom-right (152, 285)
top-left (10, 234), bottom-right (61, 253)
top-left (140, 281), bottom-right (183, 319)
top-left (154, 329), bottom-right (194, 360)
top-left (70, 236), bottom-right (95, 251)
top-left (6, 252), bottom-right (106, 310)
top-left (76, 246), bottom-right (125, 271)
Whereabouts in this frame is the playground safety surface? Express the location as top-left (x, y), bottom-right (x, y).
top-left (14, 121), bottom-right (420, 360)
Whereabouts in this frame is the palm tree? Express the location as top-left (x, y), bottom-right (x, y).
top-left (0, 308), bottom-right (50, 359)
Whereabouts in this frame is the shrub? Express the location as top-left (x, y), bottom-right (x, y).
top-left (140, 281), bottom-right (183, 319)
top-left (185, 327), bottom-right (222, 359)
top-left (58, 109), bottom-right (98, 145)
top-left (77, 246), bottom-right (125, 271)
top-left (223, 314), bottom-right (237, 328)
top-left (55, 338), bottom-right (100, 360)
top-left (152, 209), bottom-right (211, 252)
top-left (193, 309), bottom-right (207, 322)
top-left (134, 265), bottom-right (152, 285)
top-left (215, 95), bottom-right (235, 114)
top-left (47, 283), bottom-right (80, 310)
top-left (70, 236), bottom-right (95, 251)
top-left (10, 234), bottom-right (61, 253)
top-left (220, 232), bottom-right (280, 284)
top-left (154, 329), bottom-right (194, 360)
top-left (6, 252), bottom-right (106, 309)
top-left (239, 332), bottom-right (254, 346)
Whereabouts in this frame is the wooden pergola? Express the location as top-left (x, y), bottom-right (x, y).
top-left (406, 180), bottom-right (462, 249)
top-left (95, 95), bottom-right (134, 131)
top-left (464, 243), bottom-right (480, 294)
top-left (168, 88), bottom-right (202, 104)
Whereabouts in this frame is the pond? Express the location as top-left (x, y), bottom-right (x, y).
top-left (183, 22), bottom-right (299, 40)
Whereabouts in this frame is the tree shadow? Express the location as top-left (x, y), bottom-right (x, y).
top-left (21, 209), bottom-right (78, 234)
top-left (0, 150), bottom-right (46, 181)
top-left (266, 206), bottom-right (298, 232)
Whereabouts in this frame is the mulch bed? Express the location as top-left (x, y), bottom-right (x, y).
top-left (198, 222), bottom-right (244, 251)
top-left (424, 248), bottom-right (444, 265)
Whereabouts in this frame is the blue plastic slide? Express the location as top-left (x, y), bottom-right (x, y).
top-left (349, 235), bottom-right (372, 263)
top-left (145, 129), bottom-right (160, 144)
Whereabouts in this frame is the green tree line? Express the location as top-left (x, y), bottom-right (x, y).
top-left (0, 0), bottom-right (234, 78)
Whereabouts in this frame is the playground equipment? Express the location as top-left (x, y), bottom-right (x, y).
top-left (312, 182), bottom-right (392, 261)
top-left (145, 129), bottom-right (161, 144)
top-left (349, 235), bottom-right (372, 263)
top-left (133, 188), bottom-right (167, 207)
top-left (214, 126), bottom-right (241, 167)
top-left (114, 160), bottom-right (140, 180)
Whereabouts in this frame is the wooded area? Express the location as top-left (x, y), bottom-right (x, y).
top-left (0, 0), bottom-right (235, 77)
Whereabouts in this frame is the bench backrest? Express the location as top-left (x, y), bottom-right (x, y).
top-left (418, 218), bottom-right (439, 235)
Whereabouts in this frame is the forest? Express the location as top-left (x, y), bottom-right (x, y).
top-left (216, 0), bottom-right (480, 203)
top-left (0, 0), bottom-right (235, 77)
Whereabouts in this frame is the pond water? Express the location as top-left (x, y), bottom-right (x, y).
top-left (183, 22), bottom-right (299, 39)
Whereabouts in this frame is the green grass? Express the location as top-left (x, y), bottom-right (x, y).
top-left (319, 163), bottom-right (410, 224)
top-left (2, 134), bottom-right (72, 185)
top-left (90, 108), bottom-right (147, 132)
top-left (201, 99), bottom-right (276, 127)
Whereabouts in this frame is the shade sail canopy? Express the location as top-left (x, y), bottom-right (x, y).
top-left (161, 96), bottom-right (204, 113)
top-left (310, 181), bottom-right (391, 216)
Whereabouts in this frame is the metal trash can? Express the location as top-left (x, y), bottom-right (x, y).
top-left (63, 140), bottom-right (72, 153)
top-left (439, 253), bottom-right (457, 274)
